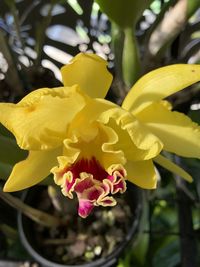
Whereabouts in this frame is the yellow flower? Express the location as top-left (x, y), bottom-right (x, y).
top-left (122, 65), bottom-right (200, 179)
top-left (1, 53), bottom-right (200, 217)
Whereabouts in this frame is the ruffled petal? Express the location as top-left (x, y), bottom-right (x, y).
top-left (0, 85), bottom-right (88, 150)
top-left (61, 53), bottom-right (113, 98)
top-left (69, 98), bottom-right (163, 161)
top-left (154, 154), bottom-right (192, 182)
top-left (63, 122), bottom-right (126, 172)
top-left (122, 64), bottom-right (200, 114)
top-left (96, 100), bottom-right (163, 160)
top-left (125, 159), bottom-right (158, 189)
top-left (100, 108), bottom-right (163, 161)
top-left (136, 102), bottom-right (200, 158)
top-left (3, 147), bottom-right (62, 192)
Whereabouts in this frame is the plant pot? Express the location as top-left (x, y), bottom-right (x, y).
top-left (18, 182), bottom-right (141, 267)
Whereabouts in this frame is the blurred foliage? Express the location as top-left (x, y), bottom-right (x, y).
top-left (1, 0), bottom-right (200, 93)
top-left (0, 0), bottom-right (200, 266)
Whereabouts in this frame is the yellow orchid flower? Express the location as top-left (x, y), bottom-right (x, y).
top-left (122, 65), bottom-right (200, 176)
top-left (1, 53), bottom-right (200, 218)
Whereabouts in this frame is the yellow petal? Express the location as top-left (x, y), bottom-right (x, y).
top-left (99, 124), bottom-right (126, 169)
top-left (3, 148), bottom-right (61, 192)
top-left (154, 154), bottom-right (192, 182)
top-left (70, 98), bottom-right (163, 160)
top-left (0, 85), bottom-right (88, 150)
top-left (136, 102), bottom-right (200, 158)
top-left (122, 64), bottom-right (200, 114)
top-left (96, 100), bottom-right (163, 160)
top-left (63, 121), bottom-right (126, 172)
top-left (125, 160), bottom-right (158, 189)
top-left (61, 53), bottom-right (113, 98)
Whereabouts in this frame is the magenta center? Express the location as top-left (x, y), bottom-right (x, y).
top-left (67, 157), bottom-right (109, 182)
top-left (61, 157), bottom-right (126, 218)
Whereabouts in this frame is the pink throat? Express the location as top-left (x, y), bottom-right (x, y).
top-left (61, 157), bottom-right (127, 218)
top-left (67, 157), bottom-right (109, 182)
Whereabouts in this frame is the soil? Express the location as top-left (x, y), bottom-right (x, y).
top-left (31, 188), bottom-right (135, 265)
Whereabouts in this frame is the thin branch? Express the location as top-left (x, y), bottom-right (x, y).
top-left (0, 188), bottom-right (61, 228)
top-left (0, 29), bottom-right (24, 96)
top-left (148, 0), bottom-right (187, 57)
top-left (144, 0), bottom-right (177, 48)
top-left (175, 156), bottom-right (198, 267)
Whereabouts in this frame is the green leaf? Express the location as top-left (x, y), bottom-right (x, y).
top-left (188, 109), bottom-right (200, 124)
top-left (96, 0), bottom-right (153, 28)
top-left (0, 135), bottom-right (27, 165)
top-left (187, 0), bottom-right (200, 18)
top-left (132, 192), bottom-right (149, 265)
top-left (0, 162), bottom-right (12, 180)
top-left (0, 123), bottom-right (14, 138)
top-left (0, 224), bottom-right (18, 240)
top-left (152, 237), bottom-right (180, 267)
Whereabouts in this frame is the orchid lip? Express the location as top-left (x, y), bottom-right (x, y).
top-left (53, 157), bottom-right (127, 218)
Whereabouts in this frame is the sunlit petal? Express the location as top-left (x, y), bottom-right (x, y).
top-left (69, 98), bottom-right (163, 161)
top-left (0, 85), bottom-right (88, 150)
top-left (136, 102), bottom-right (200, 158)
top-left (96, 100), bottom-right (163, 160)
top-left (125, 160), bottom-right (158, 189)
top-left (3, 147), bottom-right (62, 192)
top-left (61, 53), bottom-right (113, 98)
top-left (122, 64), bottom-right (200, 114)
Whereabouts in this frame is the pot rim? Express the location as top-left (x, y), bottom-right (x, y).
top-left (18, 184), bottom-right (142, 267)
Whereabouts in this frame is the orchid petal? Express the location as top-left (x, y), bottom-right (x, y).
top-left (136, 102), bottom-right (200, 158)
top-left (125, 160), bottom-right (158, 189)
top-left (3, 148), bottom-right (61, 192)
top-left (100, 108), bottom-right (163, 161)
top-left (61, 53), bottom-right (113, 98)
top-left (122, 64), bottom-right (200, 114)
top-left (69, 98), bottom-right (163, 161)
top-left (154, 154), bottom-right (192, 182)
top-left (63, 122), bottom-right (126, 173)
top-left (96, 99), bottom-right (163, 160)
top-left (0, 85), bottom-right (88, 150)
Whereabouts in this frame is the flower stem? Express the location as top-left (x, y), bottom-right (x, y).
top-left (0, 29), bottom-right (24, 96)
top-left (122, 27), bottom-right (141, 87)
top-left (35, 2), bottom-right (54, 66)
top-left (0, 188), bottom-right (61, 228)
top-left (111, 22), bottom-right (124, 81)
top-left (174, 156), bottom-right (198, 267)
top-left (5, 0), bottom-right (25, 51)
